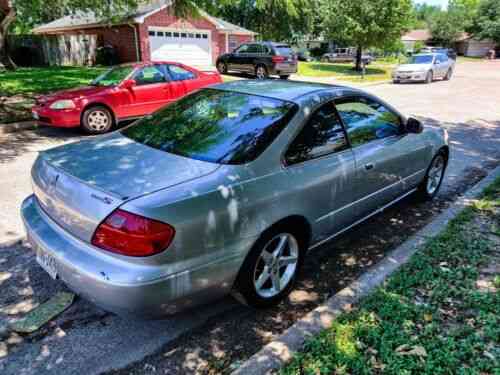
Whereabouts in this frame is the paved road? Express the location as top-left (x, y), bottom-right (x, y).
top-left (0, 61), bottom-right (499, 375)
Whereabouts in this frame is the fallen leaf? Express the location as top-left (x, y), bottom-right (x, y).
top-left (424, 313), bottom-right (433, 322)
top-left (396, 345), bottom-right (427, 357)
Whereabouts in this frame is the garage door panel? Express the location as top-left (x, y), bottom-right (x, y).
top-left (149, 29), bottom-right (211, 67)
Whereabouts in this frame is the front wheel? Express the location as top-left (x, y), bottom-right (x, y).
top-left (417, 152), bottom-right (447, 200)
top-left (81, 106), bottom-right (113, 134)
top-left (235, 230), bottom-right (303, 308)
top-left (217, 61), bottom-right (228, 74)
top-left (443, 69), bottom-right (453, 81)
top-left (425, 71), bottom-right (433, 84)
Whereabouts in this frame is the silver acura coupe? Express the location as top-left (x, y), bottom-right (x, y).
top-left (22, 80), bottom-right (449, 317)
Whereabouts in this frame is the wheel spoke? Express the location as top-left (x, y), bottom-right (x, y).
top-left (255, 266), bottom-right (271, 290)
top-left (273, 235), bottom-right (288, 258)
top-left (278, 255), bottom-right (297, 268)
top-left (271, 270), bottom-right (281, 292)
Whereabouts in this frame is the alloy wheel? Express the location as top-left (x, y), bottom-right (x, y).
top-left (426, 154), bottom-right (445, 195)
top-left (253, 233), bottom-right (299, 298)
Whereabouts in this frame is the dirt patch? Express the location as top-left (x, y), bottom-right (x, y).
top-left (107, 164), bottom-right (499, 375)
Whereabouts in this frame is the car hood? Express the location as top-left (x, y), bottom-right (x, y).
top-left (38, 85), bottom-right (111, 103)
top-left (40, 132), bottom-right (220, 199)
top-left (396, 64), bottom-right (432, 72)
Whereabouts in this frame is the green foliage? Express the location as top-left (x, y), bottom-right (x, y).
top-left (475, 0), bottom-right (500, 43)
top-left (320, 0), bottom-right (413, 68)
top-left (282, 177), bottom-right (500, 375)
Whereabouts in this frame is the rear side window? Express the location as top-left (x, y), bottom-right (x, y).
top-left (133, 66), bottom-right (166, 85)
top-left (122, 89), bottom-right (298, 165)
top-left (274, 45), bottom-right (294, 56)
top-left (335, 96), bottom-right (401, 147)
top-left (166, 65), bottom-right (195, 81)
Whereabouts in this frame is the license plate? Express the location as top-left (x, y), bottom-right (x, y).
top-left (29, 234), bottom-right (58, 279)
top-left (32, 111), bottom-right (39, 120)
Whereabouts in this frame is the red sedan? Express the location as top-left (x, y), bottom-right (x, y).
top-left (32, 62), bottom-right (223, 134)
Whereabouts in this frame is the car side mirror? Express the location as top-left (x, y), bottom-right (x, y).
top-left (406, 117), bottom-right (424, 134)
top-left (121, 79), bottom-right (136, 89)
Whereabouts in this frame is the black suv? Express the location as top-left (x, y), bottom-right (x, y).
top-left (216, 42), bottom-right (298, 80)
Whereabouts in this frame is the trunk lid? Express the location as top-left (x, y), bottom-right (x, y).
top-left (32, 133), bottom-right (219, 242)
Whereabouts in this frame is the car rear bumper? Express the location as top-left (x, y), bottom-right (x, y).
top-left (32, 105), bottom-right (81, 128)
top-left (270, 63), bottom-right (298, 75)
top-left (21, 195), bottom-right (243, 317)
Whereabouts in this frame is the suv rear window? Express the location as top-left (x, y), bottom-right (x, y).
top-left (121, 89), bottom-right (298, 165)
top-left (274, 45), bottom-right (294, 56)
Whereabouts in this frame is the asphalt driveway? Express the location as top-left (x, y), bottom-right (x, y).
top-left (0, 60), bottom-right (499, 375)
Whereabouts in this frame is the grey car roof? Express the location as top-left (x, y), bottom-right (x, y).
top-left (213, 80), bottom-right (350, 102)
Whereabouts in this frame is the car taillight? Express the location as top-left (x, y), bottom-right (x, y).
top-left (91, 209), bottom-right (175, 257)
top-left (272, 56), bottom-right (286, 63)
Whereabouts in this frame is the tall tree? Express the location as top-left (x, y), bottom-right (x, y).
top-left (475, 0), bottom-right (500, 44)
top-left (320, 0), bottom-right (413, 70)
top-left (0, 0), bottom-right (198, 70)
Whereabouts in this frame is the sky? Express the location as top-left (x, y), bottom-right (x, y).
top-left (416, 0), bottom-right (448, 8)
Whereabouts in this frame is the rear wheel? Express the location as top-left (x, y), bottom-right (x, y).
top-left (217, 61), bottom-right (228, 74)
top-left (255, 65), bottom-right (268, 80)
top-left (82, 106), bottom-right (113, 134)
top-left (417, 151), bottom-right (447, 200)
top-left (425, 71), bottom-right (433, 84)
top-left (280, 75), bottom-right (290, 80)
top-left (235, 229), bottom-right (304, 308)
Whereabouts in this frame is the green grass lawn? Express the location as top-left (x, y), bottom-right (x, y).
top-left (297, 61), bottom-right (394, 83)
top-left (0, 66), bottom-right (107, 97)
top-left (283, 178), bottom-right (500, 375)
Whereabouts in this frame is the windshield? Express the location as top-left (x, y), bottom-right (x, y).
top-left (274, 45), bottom-right (294, 56)
top-left (408, 55), bottom-right (434, 64)
top-left (121, 89), bottom-right (297, 165)
top-left (91, 66), bottom-right (134, 86)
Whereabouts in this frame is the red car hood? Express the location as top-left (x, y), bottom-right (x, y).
top-left (38, 85), bottom-right (111, 103)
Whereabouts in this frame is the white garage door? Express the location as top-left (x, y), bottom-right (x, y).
top-left (148, 28), bottom-right (212, 67)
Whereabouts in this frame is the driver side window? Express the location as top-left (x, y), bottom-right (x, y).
top-left (234, 44), bottom-right (249, 54)
top-left (133, 66), bottom-right (166, 85)
top-left (285, 102), bottom-right (349, 165)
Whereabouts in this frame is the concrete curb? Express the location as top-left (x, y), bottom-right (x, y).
top-left (0, 236), bottom-right (24, 249)
top-left (233, 165), bottom-right (500, 375)
top-left (0, 121), bottom-right (38, 135)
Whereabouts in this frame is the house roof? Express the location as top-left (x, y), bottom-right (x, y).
top-left (32, 0), bottom-right (256, 35)
top-left (401, 29), bottom-right (432, 42)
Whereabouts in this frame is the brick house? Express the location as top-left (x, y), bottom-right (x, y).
top-left (32, 1), bottom-right (256, 67)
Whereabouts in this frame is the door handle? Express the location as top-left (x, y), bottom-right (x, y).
top-left (364, 163), bottom-right (374, 171)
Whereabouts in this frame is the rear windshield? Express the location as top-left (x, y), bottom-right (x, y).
top-left (121, 89), bottom-right (297, 165)
top-left (274, 45), bottom-right (294, 56)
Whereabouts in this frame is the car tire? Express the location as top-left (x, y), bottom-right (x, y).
top-left (255, 65), bottom-right (268, 80)
top-left (81, 106), bottom-right (113, 134)
top-left (217, 61), bottom-right (228, 74)
top-left (393, 79), bottom-right (400, 84)
top-left (235, 227), bottom-right (305, 308)
top-left (443, 69), bottom-right (452, 81)
top-left (279, 75), bottom-right (290, 80)
top-left (425, 71), bottom-right (433, 84)
top-left (416, 151), bottom-right (447, 201)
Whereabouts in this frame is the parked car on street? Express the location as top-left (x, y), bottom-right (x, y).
top-left (297, 51), bottom-right (313, 62)
top-left (393, 53), bottom-right (455, 84)
top-left (216, 42), bottom-right (298, 79)
top-left (22, 80), bottom-right (449, 317)
top-left (321, 48), bottom-right (374, 65)
top-left (31, 62), bottom-right (222, 134)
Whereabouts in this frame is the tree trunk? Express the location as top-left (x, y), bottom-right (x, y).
top-left (355, 45), bottom-right (363, 72)
top-left (0, 7), bottom-right (17, 70)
